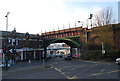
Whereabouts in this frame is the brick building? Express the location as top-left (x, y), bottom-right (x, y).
top-left (0, 29), bottom-right (43, 63)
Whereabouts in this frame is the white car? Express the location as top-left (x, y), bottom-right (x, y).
top-left (0, 64), bottom-right (11, 68)
top-left (116, 58), bottom-right (120, 65)
top-left (0, 61), bottom-right (11, 68)
top-left (56, 53), bottom-right (62, 57)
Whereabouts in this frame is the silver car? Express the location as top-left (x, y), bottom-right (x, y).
top-left (116, 58), bottom-right (120, 65)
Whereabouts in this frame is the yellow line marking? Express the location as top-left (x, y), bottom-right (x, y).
top-left (90, 70), bottom-right (120, 76)
top-left (90, 73), bottom-right (102, 76)
top-left (54, 66), bottom-right (120, 79)
top-left (54, 67), bottom-right (79, 79)
top-left (54, 68), bottom-right (62, 72)
top-left (54, 68), bottom-right (69, 78)
top-left (71, 64), bottom-right (98, 78)
top-left (66, 76), bottom-right (79, 79)
top-left (107, 70), bottom-right (120, 73)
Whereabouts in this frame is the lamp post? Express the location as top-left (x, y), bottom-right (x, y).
top-left (75, 22), bottom-right (77, 27)
top-left (78, 21), bottom-right (88, 42)
top-left (25, 32), bottom-right (30, 61)
top-left (5, 12), bottom-right (10, 71)
top-left (5, 12), bottom-right (10, 31)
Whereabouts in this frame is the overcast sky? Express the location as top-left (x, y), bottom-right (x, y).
top-left (0, 0), bottom-right (119, 34)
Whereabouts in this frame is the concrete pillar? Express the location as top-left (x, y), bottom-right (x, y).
top-left (21, 52), bottom-right (23, 60)
top-left (28, 59), bottom-right (31, 64)
top-left (78, 48), bottom-right (81, 57)
top-left (42, 50), bottom-right (44, 58)
top-left (70, 47), bottom-right (73, 57)
top-left (24, 52), bottom-right (26, 59)
top-left (75, 48), bottom-right (78, 55)
top-left (44, 48), bottom-right (47, 58)
top-left (34, 51), bottom-right (36, 59)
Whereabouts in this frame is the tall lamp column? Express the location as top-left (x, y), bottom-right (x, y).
top-left (5, 12), bottom-right (10, 71)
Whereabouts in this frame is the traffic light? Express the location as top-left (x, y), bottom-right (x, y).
top-left (12, 49), bottom-right (16, 53)
top-left (7, 49), bottom-right (12, 53)
top-left (3, 49), bottom-right (7, 53)
top-left (88, 14), bottom-right (93, 19)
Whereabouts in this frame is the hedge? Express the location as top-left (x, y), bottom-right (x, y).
top-left (80, 50), bottom-right (120, 61)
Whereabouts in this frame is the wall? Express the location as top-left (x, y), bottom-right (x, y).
top-left (88, 25), bottom-right (113, 50)
top-left (88, 24), bottom-right (120, 50)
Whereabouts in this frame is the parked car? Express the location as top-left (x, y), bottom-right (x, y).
top-left (72, 54), bottom-right (79, 58)
top-left (46, 54), bottom-right (52, 59)
top-left (116, 58), bottom-right (120, 65)
top-left (59, 55), bottom-right (62, 58)
top-left (64, 54), bottom-right (71, 60)
top-left (0, 63), bottom-right (11, 68)
top-left (59, 53), bottom-right (65, 58)
top-left (52, 54), bottom-right (56, 57)
top-left (56, 53), bottom-right (61, 57)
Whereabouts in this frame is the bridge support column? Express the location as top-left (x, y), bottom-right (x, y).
top-left (21, 52), bottom-right (23, 60)
top-left (44, 47), bottom-right (47, 58)
top-left (40, 50), bottom-right (44, 60)
top-left (34, 51), bottom-right (36, 59)
top-left (70, 47), bottom-right (73, 57)
top-left (78, 48), bottom-right (81, 57)
top-left (24, 52), bottom-right (26, 60)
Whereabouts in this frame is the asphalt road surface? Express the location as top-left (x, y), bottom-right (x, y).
top-left (2, 57), bottom-right (120, 80)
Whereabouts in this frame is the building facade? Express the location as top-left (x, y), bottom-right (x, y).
top-left (0, 29), bottom-right (43, 64)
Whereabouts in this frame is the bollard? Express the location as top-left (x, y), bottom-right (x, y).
top-left (28, 60), bottom-right (31, 64)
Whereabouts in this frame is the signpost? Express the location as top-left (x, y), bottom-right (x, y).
top-left (102, 42), bottom-right (105, 55)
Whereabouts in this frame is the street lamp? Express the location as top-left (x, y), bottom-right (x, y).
top-left (78, 21), bottom-right (88, 42)
top-left (25, 32), bottom-right (30, 61)
top-left (5, 12), bottom-right (10, 31)
top-left (75, 22), bottom-right (77, 27)
top-left (4, 12), bottom-right (10, 71)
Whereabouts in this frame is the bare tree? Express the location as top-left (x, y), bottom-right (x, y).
top-left (93, 7), bottom-right (116, 27)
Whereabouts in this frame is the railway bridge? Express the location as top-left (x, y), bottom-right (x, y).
top-left (1, 24), bottom-right (120, 61)
top-left (40, 27), bottom-right (88, 57)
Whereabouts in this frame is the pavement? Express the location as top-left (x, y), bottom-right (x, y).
top-left (2, 59), bottom-right (51, 76)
